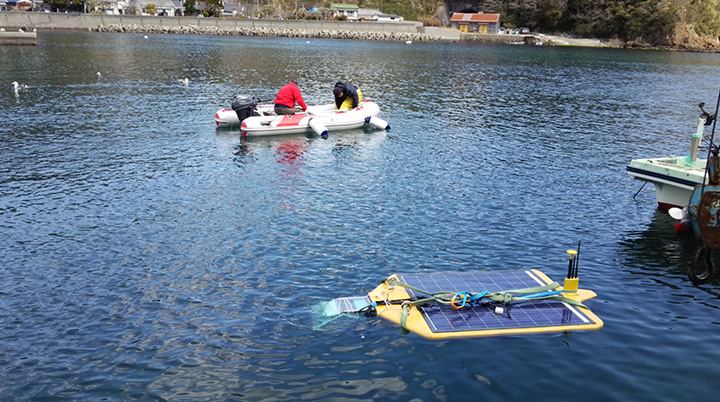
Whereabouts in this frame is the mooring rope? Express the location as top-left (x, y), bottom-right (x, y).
top-left (381, 278), bottom-right (588, 333)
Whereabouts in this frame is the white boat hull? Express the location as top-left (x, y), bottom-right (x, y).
top-left (627, 156), bottom-right (707, 209)
top-left (214, 101), bottom-right (389, 137)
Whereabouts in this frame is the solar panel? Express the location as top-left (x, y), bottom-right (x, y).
top-left (396, 270), bottom-right (595, 333)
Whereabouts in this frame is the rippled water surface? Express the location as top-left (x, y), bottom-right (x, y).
top-left (2, 32), bottom-right (720, 400)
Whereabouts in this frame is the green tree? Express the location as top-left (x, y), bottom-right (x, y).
top-left (183, 0), bottom-right (197, 15)
top-left (364, 0), bottom-right (420, 20)
top-left (687, 0), bottom-right (720, 37)
top-left (259, 4), bottom-right (275, 18)
top-left (145, 3), bottom-right (156, 15)
top-left (43, 0), bottom-right (83, 12)
top-left (541, 8), bottom-right (564, 31)
top-left (205, 0), bottom-right (223, 16)
top-left (316, 7), bottom-right (333, 20)
top-left (85, 0), bottom-right (97, 12)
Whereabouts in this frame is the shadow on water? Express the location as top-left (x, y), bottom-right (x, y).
top-left (230, 133), bottom-right (314, 166)
top-left (618, 209), bottom-right (720, 295)
top-left (216, 127), bottom-right (388, 167)
top-left (620, 210), bottom-right (697, 274)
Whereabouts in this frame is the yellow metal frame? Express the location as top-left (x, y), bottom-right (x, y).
top-left (367, 270), bottom-right (604, 340)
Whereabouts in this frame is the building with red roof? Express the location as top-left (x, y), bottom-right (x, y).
top-left (450, 12), bottom-right (501, 34)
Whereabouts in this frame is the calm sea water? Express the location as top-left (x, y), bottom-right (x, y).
top-left (2, 31), bottom-right (720, 401)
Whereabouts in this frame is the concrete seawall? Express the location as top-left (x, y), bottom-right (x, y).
top-left (0, 12), bottom-right (422, 34)
top-left (0, 31), bottom-right (37, 45)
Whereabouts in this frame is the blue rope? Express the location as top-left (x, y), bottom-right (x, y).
top-left (516, 290), bottom-right (562, 300)
top-left (452, 290), bottom-right (488, 308)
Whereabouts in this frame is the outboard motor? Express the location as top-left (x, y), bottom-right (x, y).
top-left (231, 95), bottom-right (258, 123)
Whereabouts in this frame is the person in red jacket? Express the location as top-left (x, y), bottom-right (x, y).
top-left (274, 82), bottom-right (308, 115)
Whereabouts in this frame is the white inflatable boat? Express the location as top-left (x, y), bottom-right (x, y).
top-left (214, 97), bottom-right (390, 137)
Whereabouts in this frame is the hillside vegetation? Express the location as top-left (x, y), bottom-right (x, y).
top-left (353, 0), bottom-right (720, 50)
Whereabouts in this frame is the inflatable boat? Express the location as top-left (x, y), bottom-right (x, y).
top-left (214, 95), bottom-right (390, 137)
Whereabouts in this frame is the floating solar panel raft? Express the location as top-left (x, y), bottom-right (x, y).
top-left (315, 247), bottom-right (603, 339)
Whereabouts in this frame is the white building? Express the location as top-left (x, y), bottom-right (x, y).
top-left (90, 0), bottom-right (183, 15)
top-left (330, 3), bottom-right (358, 20)
top-left (357, 7), bottom-right (402, 22)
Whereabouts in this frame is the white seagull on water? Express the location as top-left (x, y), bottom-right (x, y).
top-left (11, 81), bottom-right (28, 93)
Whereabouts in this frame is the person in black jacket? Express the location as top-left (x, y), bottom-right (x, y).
top-left (332, 81), bottom-right (363, 111)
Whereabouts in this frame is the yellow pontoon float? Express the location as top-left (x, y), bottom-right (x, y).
top-left (315, 247), bottom-right (603, 340)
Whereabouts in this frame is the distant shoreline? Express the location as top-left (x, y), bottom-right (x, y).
top-left (1, 11), bottom-right (607, 47)
top-left (102, 24), bottom-right (617, 48)
top-left (6, 11), bottom-right (712, 50)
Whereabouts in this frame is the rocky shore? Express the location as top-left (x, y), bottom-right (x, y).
top-left (98, 23), bottom-right (438, 42)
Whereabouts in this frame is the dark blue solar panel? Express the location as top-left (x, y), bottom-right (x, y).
top-left (397, 271), bottom-right (595, 333)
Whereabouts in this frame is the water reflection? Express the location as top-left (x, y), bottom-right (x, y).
top-left (231, 141), bottom-right (259, 165)
top-left (227, 128), bottom-right (387, 168)
top-left (275, 139), bottom-right (308, 170)
top-left (617, 209), bottom-right (720, 301)
top-left (230, 133), bottom-right (312, 166)
top-left (618, 209), bottom-right (699, 280)
top-left (330, 133), bottom-right (365, 161)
